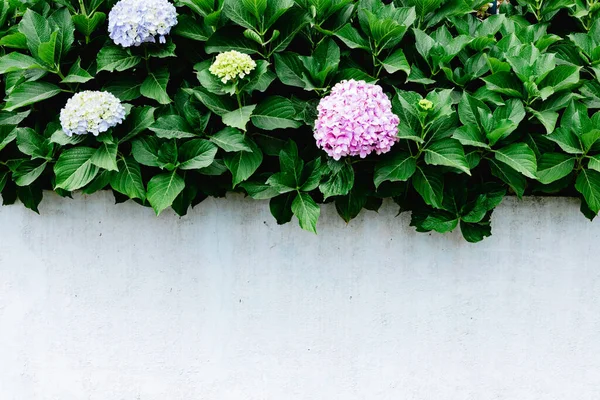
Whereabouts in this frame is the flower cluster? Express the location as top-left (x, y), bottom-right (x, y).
top-left (314, 80), bottom-right (400, 160)
top-left (60, 91), bottom-right (126, 137)
top-left (419, 99), bottom-right (434, 111)
top-left (209, 51), bottom-right (257, 83)
top-left (108, 0), bottom-right (177, 47)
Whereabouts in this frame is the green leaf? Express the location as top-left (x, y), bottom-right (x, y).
top-left (222, 105), bottom-right (257, 131)
top-left (412, 166), bottom-right (444, 208)
top-left (452, 124), bottom-right (489, 149)
top-left (18, 9), bottom-right (52, 60)
top-left (373, 152), bottom-right (417, 188)
top-left (274, 52), bottom-right (307, 89)
top-left (81, 170), bottom-right (112, 195)
top-left (205, 29), bottom-right (261, 54)
top-left (0, 52), bottom-right (43, 74)
top-left (178, 139), bottom-right (218, 170)
top-left (149, 115), bottom-right (195, 139)
top-left (17, 185), bottom-right (43, 213)
top-left (147, 171), bottom-right (185, 216)
top-left (575, 169), bottom-right (600, 214)
top-left (97, 46), bottom-right (141, 73)
top-left (0, 33), bottom-right (28, 49)
top-left (54, 147), bottom-right (100, 191)
top-left (242, 0), bottom-right (268, 19)
top-left (413, 28), bottom-right (435, 59)
top-left (223, 138), bottom-right (263, 186)
top-left (49, 8), bottom-right (75, 63)
top-left (380, 49), bottom-right (410, 74)
top-left (460, 220), bottom-right (492, 243)
top-left (292, 192), bottom-right (320, 233)
top-left (13, 160), bottom-right (47, 187)
top-left (320, 160), bottom-right (354, 199)
top-left (16, 127), bottom-right (52, 159)
top-left (104, 76), bottom-right (143, 101)
top-left (529, 109), bottom-right (559, 134)
top-left (0, 125), bottom-right (17, 152)
top-left (90, 142), bottom-right (118, 171)
top-left (110, 157), bottom-right (146, 201)
top-left (424, 138), bottom-right (471, 175)
top-left (300, 157), bottom-right (324, 191)
top-left (173, 15), bottom-right (211, 41)
top-left (536, 153), bottom-right (575, 184)
top-left (482, 71), bottom-right (524, 98)
top-left (334, 23), bottom-right (369, 50)
top-left (187, 87), bottom-right (236, 116)
top-left (588, 155), bottom-right (600, 173)
top-left (266, 172), bottom-right (297, 193)
top-left (489, 158), bottom-right (527, 198)
top-left (270, 193), bottom-right (294, 224)
top-left (72, 12), bottom-right (106, 37)
top-left (119, 106), bottom-right (156, 143)
top-left (141, 68), bottom-right (171, 104)
top-left (4, 81), bottom-right (61, 112)
top-left (240, 181), bottom-right (280, 199)
top-left (494, 143), bottom-right (537, 179)
top-left (61, 57), bottom-right (93, 83)
top-left (546, 127), bottom-right (583, 154)
top-left (209, 127), bottom-right (251, 152)
top-left (251, 96), bottom-right (302, 130)
top-left (131, 136), bottom-right (161, 167)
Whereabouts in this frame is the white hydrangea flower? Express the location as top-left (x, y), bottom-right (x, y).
top-left (60, 91), bottom-right (126, 137)
top-left (209, 51), bottom-right (257, 83)
top-left (108, 0), bottom-right (178, 48)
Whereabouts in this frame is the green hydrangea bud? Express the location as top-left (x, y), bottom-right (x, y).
top-left (418, 99), bottom-right (434, 111)
top-left (209, 50), bottom-right (257, 84)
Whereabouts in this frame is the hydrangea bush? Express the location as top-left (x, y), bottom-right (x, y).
top-left (0, 0), bottom-right (599, 242)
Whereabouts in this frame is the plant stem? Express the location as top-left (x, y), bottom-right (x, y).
top-left (78, 0), bottom-right (87, 16)
top-left (235, 89), bottom-right (242, 108)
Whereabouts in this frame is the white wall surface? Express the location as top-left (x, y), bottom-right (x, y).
top-left (1, 192), bottom-right (600, 400)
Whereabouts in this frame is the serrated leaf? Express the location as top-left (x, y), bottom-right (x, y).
top-left (536, 153), bottom-right (575, 184)
top-left (90, 142), bottom-right (118, 171)
top-left (209, 127), bottom-right (251, 152)
top-left (380, 49), bottom-right (410, 74)
top-left (546, 127), bottom-right (583, 154)
top-left (424, 138), bottom-right (471, 175)
top-left (494, 143), bottom-right (537, 179)
top-left (0, 52), bottom-right (43, 74)
top-left (61, 57), bottom-right (93, 83)
top-left (141, 68), bottom-right (171, 104)
top-left (223, 138), bottom-right (263, 186)
top-left (576, 169), bottom-right (600, 214)
top-left (222, 105), bottom-right (256, 131)
top-left (72, 12), bottom-right (106, 37)
top-left (147, 171), bottom-right (185, 216)
top-left (97, 46), bottom-right (141, 72)
top-left (110, 157), bottom-right (146, 201)
top-left (4, 81), bottom-right (61, 111)
top-left (373, 152), bottom-right (416, 188)
top-left (178, 139), bottom-right (218, 170)
top-left (251, 96), bottom-right (302, 130)
top-left (412, 166), bottom-right (443, 208)
top-left (149, 115), bottom-right (195, 139)
top-left (292, 192), bottom-right (319, 233)
top-left (54, 147), bottom-right (99, 191)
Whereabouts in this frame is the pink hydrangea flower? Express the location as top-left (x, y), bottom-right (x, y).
top-left (314, 79), bottom-right (400, 160)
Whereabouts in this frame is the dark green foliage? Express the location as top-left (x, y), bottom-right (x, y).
top-left (1, 0), bottom-right (599, 241)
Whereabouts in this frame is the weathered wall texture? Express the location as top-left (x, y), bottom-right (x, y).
top-left (1, 193), bottom-right (599, 400)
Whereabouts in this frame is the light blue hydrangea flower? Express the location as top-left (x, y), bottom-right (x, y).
top-left (108, 0), bottom-right (178, 48)
top-left (60, 91), bottom-right (126, 137)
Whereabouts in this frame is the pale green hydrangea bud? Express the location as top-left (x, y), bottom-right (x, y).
top-left (208, 50), bottom-right (257, 84)
top-left (419, 99), bottom-right (434, 111)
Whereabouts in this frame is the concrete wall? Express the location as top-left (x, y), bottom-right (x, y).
top-left (0, 192), bottom-right (599, 400)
